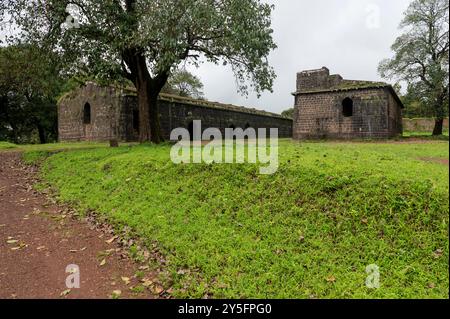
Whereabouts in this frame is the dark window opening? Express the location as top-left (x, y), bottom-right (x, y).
top-left (342, 98), bottom-right (353, 117)
top-left (132, 109), bottom-right (139, 132)
top-left (83, 103), bottom-right (91, 124)
top-left (187, 121), bottom-right (194, 141)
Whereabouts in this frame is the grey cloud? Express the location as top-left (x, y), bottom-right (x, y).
top-left (188, 0), bottom-right (412, 114)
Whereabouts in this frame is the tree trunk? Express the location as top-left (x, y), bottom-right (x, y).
top-left (136, 81), bottom-right (152, 143)
top-left (432, 118), bottom-right (444, 136)
top-left (149, 93), bottom-right (162, 144)
top-left (37, 123), bottom-right (46, 144)
top-left (432, 94), bottom-right (446, 136)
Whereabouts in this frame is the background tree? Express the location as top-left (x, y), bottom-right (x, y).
top-left (281, 108), bottom-right (294, 119)
top-left (379, 0), bottom-right (449, 135)
top-left (162, 69), bottom-right (205, 99)
top-left (0, 44), bottom-right (62, 144)
top-left (2, 0), bottom-right (277, 143)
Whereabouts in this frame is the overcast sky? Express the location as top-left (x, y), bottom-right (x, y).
top-left (1, 0), bottom-right (412, 114)
top-left (188, 0), bottom-right (412, 114)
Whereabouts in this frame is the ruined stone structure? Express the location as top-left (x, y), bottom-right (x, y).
top-left (292, 67), bottom-right (403, 139)
top-left (58, 82), bottom-right (293, 142)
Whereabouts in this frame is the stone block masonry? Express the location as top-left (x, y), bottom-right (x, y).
top-left (292, 67), bottom-right (403, 139)
top-left (58, 83), bottom-right (293, 142)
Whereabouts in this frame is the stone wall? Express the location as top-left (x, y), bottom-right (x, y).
top-left (297, 67), bottom-right (336, 92)
top-left (121, 96), bottom-right (293, 141)
top-left (293, 87), bottom-right (402, 139)
top-left (58, 83), bottom-right (293, 142)
top-left (58, 84), bottom-right (123, 141)
top-left (403, 118), bottom-right (449, 132)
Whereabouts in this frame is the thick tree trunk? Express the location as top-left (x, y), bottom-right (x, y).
top-left (135, 83), bottom-right (163, 143)
top-left (122, 46), bottom-right (169, 144)
top-left (136, 79), bottom-right (152, 143)
top-left (148, 93), bottom-right (162, 144)
top-left (432, 118), bottom-right (444, 136)
top-left (432, 95), bottom-right (446, 136)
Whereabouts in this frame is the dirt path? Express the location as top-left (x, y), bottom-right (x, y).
top-left (0, 152), bottom-right (159, 299)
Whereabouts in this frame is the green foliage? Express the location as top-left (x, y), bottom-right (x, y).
top-left (281, 108), bottom-right (294, 119)
top-left (0, 44), bottom-right (62, 144)
top-left (2, 0), bottom-right (277, 142)
top-left (378, 0), bottom-right (449, 133)
top-left (162, 69), bottom-right (204, 99)
top-left (33, 140), bottom-right (449, 298)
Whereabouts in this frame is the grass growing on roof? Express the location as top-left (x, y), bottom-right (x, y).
top-left (35, 140), bottom-right (448, 298)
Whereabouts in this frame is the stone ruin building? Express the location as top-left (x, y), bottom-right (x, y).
top-left (58, 82), bottom-right (293, 142)
top-left (292, 67), bottom-right (403, 139)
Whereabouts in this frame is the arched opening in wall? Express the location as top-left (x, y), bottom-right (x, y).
top-left (83, 103), bottom-right (91, 124)
top-left (132, 109), bottom-right (139, 133)
top-left (187, 121), bottom-right (194, 141)
top-left (342, 98), bottom-right (353, 117)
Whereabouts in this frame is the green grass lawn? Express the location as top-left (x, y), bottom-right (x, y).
top-left (14, 140), bottom-right (450, 298)
top-left (0, 141), bottom-right (110, 152)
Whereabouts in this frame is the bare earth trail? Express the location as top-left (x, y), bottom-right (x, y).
top-left (0, 152), bottom-right (157, 299)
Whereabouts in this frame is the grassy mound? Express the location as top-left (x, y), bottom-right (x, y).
top-left (37, 140), bottom-right (448, 298)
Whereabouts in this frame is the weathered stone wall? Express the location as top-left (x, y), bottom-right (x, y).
top-left (123, 96), bottom-right (293, 140)
top-left (296, 67), bottom-right (345, 93)
top-left (58, 83), bottom-right (293, 142)
top-left (403, 118), bottom-right (449, 132)
top-left (58, 84), bottom-right (123, 141)
top-left (293, 88), bottom-right (401, 139)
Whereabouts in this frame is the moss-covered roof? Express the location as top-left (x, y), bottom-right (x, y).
top-left (292, 81), bottom-right (404, 108)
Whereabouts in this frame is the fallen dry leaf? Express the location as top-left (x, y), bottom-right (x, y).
top-left (151, 284), bottom-right (164, 295)
top-left (6, 240), bottom-right (18, 244)
top-left (99, 259), bottom-right (106, 266)
top-left (433, 249), bottom-right (443, 258)
top-left (106, 236), bottom-right (118, 244)
top-left (111, 290), bottom-right (122, 299)
top-left (121, 277), bottom-right (131, 285)
top-left (60, 289), bottom-right (71, 297)
top-left (138, 265), bottom-right (149, 271)
top-left (326, 275), bottom-right (336, 283)
top-left (11, 243), bottom-right (27, 250)
top-left (141, 278), bottom-right (153, 287)
top-left (36, 246), bottom-right (46, 250)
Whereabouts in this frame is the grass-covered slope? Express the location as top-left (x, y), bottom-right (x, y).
top-left (37, 140), bottom-right (448, 298)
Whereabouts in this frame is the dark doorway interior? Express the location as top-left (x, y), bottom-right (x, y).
top-left (342, 98), bottom-right (353, 117)
top-left (83, 103), bottom-right (91, 124)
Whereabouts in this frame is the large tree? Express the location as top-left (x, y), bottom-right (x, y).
top-left (0, 44), bottom-right (61, 144)
top-left (1, 0), bottom-right (277, 143)
top-left (379, 0), bottom-right (449, 135)
top-left (162, 68), bottom-right (205, 99)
